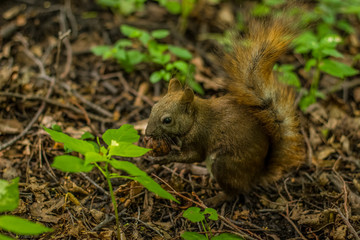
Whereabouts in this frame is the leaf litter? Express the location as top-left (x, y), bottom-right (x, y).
top-left (0, 0), bottom-right (360, 239)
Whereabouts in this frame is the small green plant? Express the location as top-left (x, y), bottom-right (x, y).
top-left (256, 0), bottom-right (360, 111)
top-left (92, 24), bottom-right (204, 94)
top-left (0, 177), bottom-right (53, 239)
top-left (44, 124), bottom-right (179, 240)
top-left (274, 64), bottom-right (301, 90)
top-left (251, 0), bottom-right (286, 17)
top-left (181, 207), bottom-right (243, 240)
top-left (291, 31), bottom-right (358, 110)
top-left (303, 0), bottom-right (360, 35)
top-left (96, 0), bottom-right (181, 16)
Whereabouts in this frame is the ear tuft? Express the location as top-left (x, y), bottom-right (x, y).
top-left (181, 88), bottom-right (194, 104)
top-left (168, 79), bottom-right (182, 92)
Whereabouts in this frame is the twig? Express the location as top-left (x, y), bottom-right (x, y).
top-left (59, 9), bottom-right (72, 79)
top-left (79, 172), bottom-right (110, 197)
top-left (322, 79), bottom-right (360, 95)
top-left (123, 217), bottom-right (164, 237)
top-left (38, 75), bottom-right (114, 118)
top-left (280, 213), bottom-right (307, 240)
top-left (336, 208), bottom-right (360, 240)
top-left (332, 157), bottom-right (349, 219)
top-left (102, 72), bottom-right (154, 106)
top-left (0, 34), bottom-right (56, 151)
top-left (0, 91), bottom-right (114, 123)
top-left (151, 173), bottom-right (206, 208)
top-left (72, 100), bottom-right (101, 137)
top-left (92, 214), bottom-right (115, 231)
top-left (64, 0), bottom-right (78, 38)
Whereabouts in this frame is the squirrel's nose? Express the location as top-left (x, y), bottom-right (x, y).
top-left (145, 122), bottom-right (155, 136)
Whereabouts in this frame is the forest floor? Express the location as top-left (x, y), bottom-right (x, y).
top-left (1, 0), bottom-right (360, 239)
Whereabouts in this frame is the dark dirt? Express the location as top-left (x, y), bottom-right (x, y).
top-left (1, 0), bottom-right (360, 239)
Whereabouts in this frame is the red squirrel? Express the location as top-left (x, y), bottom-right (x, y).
top-left (144, 18), bottom-right (305, 206)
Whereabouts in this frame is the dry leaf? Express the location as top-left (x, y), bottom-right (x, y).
top-left (0, 118), bottom-right (23, 134)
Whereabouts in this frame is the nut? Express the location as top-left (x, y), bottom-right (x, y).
top-left (143, 136), bottom-right (170, 156)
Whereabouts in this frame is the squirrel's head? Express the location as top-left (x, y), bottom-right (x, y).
top-left (145, 78), bottom-right (195, 139)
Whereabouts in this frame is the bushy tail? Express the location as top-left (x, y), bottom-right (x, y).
top-left (223, 18), bottom-right (304, 183)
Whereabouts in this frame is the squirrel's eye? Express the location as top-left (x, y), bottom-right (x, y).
top-left (162, 117), bottom-right (172, 124)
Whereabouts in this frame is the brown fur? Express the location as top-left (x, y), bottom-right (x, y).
top-left (145, 18), bottom-right (305, 203)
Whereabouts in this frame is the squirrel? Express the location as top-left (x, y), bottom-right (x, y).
top-left (144, 18), bottom-right (305, 206)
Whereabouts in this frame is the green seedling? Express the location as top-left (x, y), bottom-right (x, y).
top-left (292, 31), bottom-right (358, 111)
top-left (251, 0), bottom-right (286, 17)
top-left (96, 0), bottom-right (181, 16)
top-left (274, 64), bottom-right (301, 89)
top-left (181, 207), bottom-right (244, 240)
top-left (0, 177), bottom-right (53, 239)
top-left (44, 124), bottom-right (178, 240)
top-left (252, 0), bottom-right (360, 111)
top-left (92, 24), bottom-right (204, 94)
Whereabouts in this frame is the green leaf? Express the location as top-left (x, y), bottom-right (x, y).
top-left (52, 155), bottom-right (94, 173)
top-left (84, 152), bottom-right (107, 165)
top-left (0, 233), bottom-right (14, 240)
top-left (139, 32), bottom-right (151, 45)
top-left (299, 94), bottom-right (316, 112)
top-left (44, 127), bottom-right (96, 154)
top-left (251, 4), bottom-right (270, 17)
top-left (91, 45), bottom-right (111, 56)
top-left (134, 175), bottom-right (178, 202)
top-left (293, 31), bottom-right (318, 54)
top-left (187, 78), bottom-right (204, 95)
top-left (319, 34), bottom-right (341, 49)
top-left (264, 0), bottom-right (285, 6)
top-left (181, 232), bottom-right (207, 240)
top-left (319, 59), bottom-right (359, 78)
top-left (183, 207), bottom-right (204, 223)
top-left (304, 58), bottom-right (317, 72)
top-left (51, 124), bottom-right (62, 132)
top-left (127, 50), bottom-right (145, 65)
top-left (109, 142), bottom-right (150, 157)
top-left (212, 233), bottom-right (245, 240)
top-left (168, 46), bottom-right (192, 60)
top-left (163, 71), bottom-right (172, 81)
top-left (109, 160), bottom-right (147, 176)
top-left (336, 19), bottom-right (354, 34)
top-left (203, 208), bottom-right (218, 220)
top-left (0, 215), bottom-right (52, 235)
top-left (173, 61), bottom-right (188, 74)
top-left (321, 48), bottom-right (343, 58)
top-left (164, 1), bottom-right (181, 14)
top-left (275, 64), bottom-right (301, 88)
top-left (148, 41), bottom-right (169, 57)
top-left (102, 124), bottom-right (140, 146)
top-left (81, 132), bottom-right (95, 140)
top-left (152, 54), bottom-right (171, 65)
top-left (150, 70), bottom-right (164, 83)
top-left (109, 160), bottom-right (178, 202)
top-left (120, 24), bottom-right (142, 38)
top-left (0, 178), bottom-right (19, 212)
top-left (151, 29), bottom-right (170, 39)
top-left (114, 39), bottom-right (132, 48)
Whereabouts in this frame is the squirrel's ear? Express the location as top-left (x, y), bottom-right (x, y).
top-left (168, 78), bottom-right (182, 92)
top-left (181, 88), bottom-right (194, 104)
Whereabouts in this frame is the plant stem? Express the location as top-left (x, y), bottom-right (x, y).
top-left (205, 219), bottom-right (212, 238)
top-left (201, 220), bottom-right (209, 240)
top-left (105, 163), bottom-right (124, 240)
top-left (311, 59), bottom-right (321, 94)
